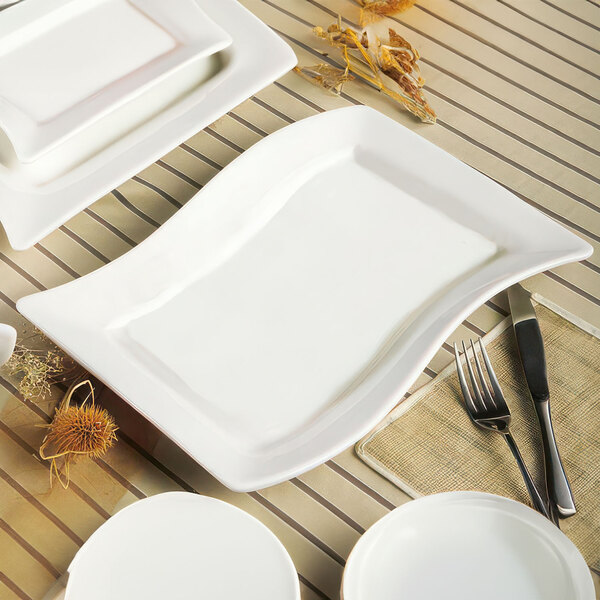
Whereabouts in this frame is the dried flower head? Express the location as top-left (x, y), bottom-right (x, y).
top-left (294, 63), bottom-right (354, 95)
top-left (4, 343), bottom-right (76, 399)
top-left (40, 380), bottom-right (118, 488)
top-left (359, 0), bottom-right (416, 25)
top-left (313, 20), bottom-right (436, 123)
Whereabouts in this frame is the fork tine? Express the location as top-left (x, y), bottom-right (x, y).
top-left (453, 343), bottom-right (478, 415)
top-left (461, 340), bottom-right (485, 410)
top-left (478, 338), bottom-right (505, 405)
top-left (471, 338), bottom-right (496, 410)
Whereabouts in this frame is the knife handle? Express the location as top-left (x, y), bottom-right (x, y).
top-left (534, 400), bottom-right (576, 518)
top-left (513, 318), bottom-right (576, 518)
top-left (513, 319), bottom-right (549, 402)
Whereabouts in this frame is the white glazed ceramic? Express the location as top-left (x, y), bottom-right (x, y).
top-left (0, 0), bottom-right (231, 162)
top-left (342, 492), bottom-right (594, 600)
top-left (0, 323), bottom-right (16, 366)
top-left (0, 0), bottom-right (296, 250)
top-left (65, 492), bottom-right (300, 600)
top-left (18, 107), bottom-right (592, 492)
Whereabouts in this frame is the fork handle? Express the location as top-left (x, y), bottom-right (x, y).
top-left (503, 432), bottom-right (550, 519)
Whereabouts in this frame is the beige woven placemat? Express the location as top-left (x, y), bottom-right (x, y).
top-left (357, 296), bottom-right (600, 572)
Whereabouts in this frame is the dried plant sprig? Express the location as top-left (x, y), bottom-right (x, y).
top-left (358, 0), bottom-right (416, 25)
top-left (293, 63), bottom-right (355, 95)
top-left (39, 380), bottom-right (118, 488)
top-left (4, 344), bottom-right (78, 400)
top-left (313, 20), bottom-right (436, 123)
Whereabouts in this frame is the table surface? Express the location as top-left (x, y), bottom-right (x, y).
top-left (0, 1), bottom-right (599, 598)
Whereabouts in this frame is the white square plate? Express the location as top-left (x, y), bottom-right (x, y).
top-left (0, 0), bottom-right (296, 250)
top-left (0, 0), bottom-right (232, 162)
top-left (18, 107), bottom-right (592, 491)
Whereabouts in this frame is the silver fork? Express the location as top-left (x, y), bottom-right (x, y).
top-left (454, 338), bottom-right (550, 519)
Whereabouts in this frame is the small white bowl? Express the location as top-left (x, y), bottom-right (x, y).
top-left (0, 323), bottom-right (16, 367)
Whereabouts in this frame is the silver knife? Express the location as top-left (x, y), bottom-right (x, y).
top-left (508, 284), bottom-right (576, 518)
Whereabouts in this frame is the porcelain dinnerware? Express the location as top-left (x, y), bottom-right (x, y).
top-left (18, 107), bottom-right (592, 491)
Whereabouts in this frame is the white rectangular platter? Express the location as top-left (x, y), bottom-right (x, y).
top-left (0, 0), bottom-right (231, 162)
top-left (18, 107), bottom-right (592, 492)
top-left (0, 0), bottom-right (296, 250)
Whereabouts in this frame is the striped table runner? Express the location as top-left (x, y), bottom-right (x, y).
top-left (0, 1), bottom-right (599, 599)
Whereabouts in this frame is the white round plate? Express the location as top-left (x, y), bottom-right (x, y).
top-left (342, 492), bottom-right (593, 600)
top-left (66, 492), bottom-right (300, 600)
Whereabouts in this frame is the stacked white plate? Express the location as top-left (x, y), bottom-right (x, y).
top-left (0, 0), bottom-right (296, 249)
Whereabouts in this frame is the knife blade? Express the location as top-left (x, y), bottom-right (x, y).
top-left (508, 284), bottom-right (576, 518)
